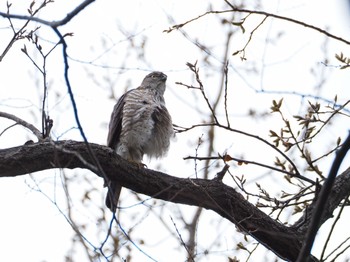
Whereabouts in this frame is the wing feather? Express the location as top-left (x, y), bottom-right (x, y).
top-left (150, 105), bottom-right (173, 156)
top-left (107, 91), bottom-right (130, 148)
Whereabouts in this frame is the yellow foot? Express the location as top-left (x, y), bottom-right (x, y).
top-left (128, 160), bottom-right (147, 169)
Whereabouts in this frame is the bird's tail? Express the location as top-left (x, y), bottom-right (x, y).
top-left (105, 181), bottom-right (122, 212)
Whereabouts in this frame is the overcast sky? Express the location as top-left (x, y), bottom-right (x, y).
top-left (0, 0), bottom-right (350, 261)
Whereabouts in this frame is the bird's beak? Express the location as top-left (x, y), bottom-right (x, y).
top-left (161, 73), bottom-right (167, 82)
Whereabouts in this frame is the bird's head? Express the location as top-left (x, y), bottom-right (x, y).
top-left (141, 71), bottom-right (167, 94)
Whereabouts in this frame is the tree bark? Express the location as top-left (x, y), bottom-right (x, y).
top-left (1, 140), bottom-right (349, 261)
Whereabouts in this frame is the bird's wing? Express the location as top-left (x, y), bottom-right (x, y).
top-left (152, 105), bottom-right (172, 133)
top-left (150, 105), bottom-right (173, 157)
top-left (107, 91), bottom-right (130, 148)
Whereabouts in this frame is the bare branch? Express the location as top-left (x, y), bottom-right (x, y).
top-left (0, 0), bottom-right (95, 28)
top-left (298, 131), bottom-right (350, 261)
top-left (0, 111), bottom-right (43, 140)
top-left (176, 122), bottom-right (307, 184)
top-left (0, 0), bottom-right (51, 61)
top-left (320, 199), bottom-right (348, 260)
top-left (50, 0), bottom-right (95, 27)
top-left (184, 62), bottom-right (219, 124)
top-left (50, 27), bottom-right (111, 197)
top-left (165, 4), bottom-right (350, 46)
top-left (223, 62), bottom-right (230, 128)
top-left (228, 5), bottom-right (350, 46)
top-left (170, 216), bottom-right (195, 262)
top-left (0, 140), bottom-right (304, 261)
top-left (163, 10), bottom-right (232, 33)
top-left (184, 154), bottom-right (314, 184)
top-left (214, 164), bottom-right (230, 181)
top-left (232, 16), bottom-right (268, 59)
top-left (2, 140), bottom-right (349, 260)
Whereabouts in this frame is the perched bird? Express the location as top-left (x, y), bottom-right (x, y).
top-left (106, 71), bottom-right (173, 212)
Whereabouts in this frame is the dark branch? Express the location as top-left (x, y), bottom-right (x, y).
top-left (166, 6), bottom-right (350, 45)
top-left (0, 111), bottom-right (43, 140)
top-left (1, 140), bottom-right (349, 260)
top-left (0, 0), bottom-right (95, 28)
top-left (176, 122), bottom-right (312, 185)
top-left (0, 140), bottom-right (301, 260)
top-left (297, 131), bottom-right (350, 261)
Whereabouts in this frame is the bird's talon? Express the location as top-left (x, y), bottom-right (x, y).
top-left (128, 160), bottom-right (147, 169)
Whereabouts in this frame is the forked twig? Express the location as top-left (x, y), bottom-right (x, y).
top-left (0, 111), bottom-right (43, 140)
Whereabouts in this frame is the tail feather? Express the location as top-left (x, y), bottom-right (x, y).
top-left (105, 181), bottom-right (122, 212)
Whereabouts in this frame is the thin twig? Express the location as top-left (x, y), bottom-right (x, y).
top-left (230, 5), bottom-right (350, 46)
top-left (194, 135), bottom-right (203, 178)
top-left (27, 175), bottom-right (97, 257)
top-left (213, 30), bottom-right (233, 117)
top-left (165, 4), bottom-right (350, 46)
top-left (0, 0), bottom-right (52, 62)
top-left (308, 100), bottom-right (350, 142)
top-left (234, 16), bottom-right (268, 59)
top-left (176, 122), bottom-right (304, 183)
top-left (223, 62), bottom-right (230, 128)
top-left (0, 123), bottom-right (17, 137)
top-left (263, 90), bottom-right (350, 114)
top-left (325, 238), bottom-right (350, 261)
top-left (320, 198), bottom-right (349, 260)
top-left (51, 27), bottom-right (109, 184)
top-left (170, 216), bottom-right (195, 262)
top-left (163, 10), bottom-right (231, 33)
top-left (58, 171), bottom-right (95, 260)
top-left (0, 111), bottom-right (43, 140)
top-left (21, 45), bottom-right (44, 74)
top-left (113, 215), bottom-right (158, 261)
top-left (185, 62), bottom-right (219, 124)
top-left (184, 154), bottom-right (314, 184)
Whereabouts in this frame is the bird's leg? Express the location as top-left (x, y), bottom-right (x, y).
top-left (127, 159), bottom-right (147, 169)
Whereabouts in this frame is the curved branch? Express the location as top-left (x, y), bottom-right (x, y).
top-left (165, 3), bottom-right (350, 46)
top-left (224, 2), bottom-right (350, 45)
top-left (294, 167), bottom-right (350, 230)
top-left (175, 122), bottom-right (312, 184)
top-left (0, 111), bottom-right (43, 140)
top-left (0, 140), bottom-right (301, 260)
top-left (1, 141), bottom-right (350, 260)
top-left (0, 0), bottom-right (95, 28)
top-left (297, 131), bottom-right (350, 260)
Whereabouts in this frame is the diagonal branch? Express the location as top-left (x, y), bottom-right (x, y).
top-left (0, 0), bottom-right (95, 28)
top-left (224, 1), bottom-right (350, 45)
top-left (164, 2), bottom-right (350, 46)
top-left (0, 140), bottom-right (300, 260)
top-left (1, 140), bottom-right (349, 260)
top-left (297, 131), bottom-right (350, 261)
top-left (0, 111), bottom-right (43, 140)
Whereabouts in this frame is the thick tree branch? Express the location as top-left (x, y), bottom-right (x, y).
top-left (1, 140), bottom-right (349, 261)
top-left (293, 168), bottom-right (350, 233)
top-left (297, 132), bottom-right (350, 261)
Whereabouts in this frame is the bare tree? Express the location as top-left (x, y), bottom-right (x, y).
top-left (1, 1), bottom-right (350, 261)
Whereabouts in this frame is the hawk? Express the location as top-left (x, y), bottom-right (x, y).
top-left (106, 71), bottom-right (173, 212)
